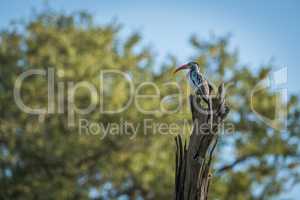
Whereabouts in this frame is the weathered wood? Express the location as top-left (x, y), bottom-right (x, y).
top-left (175, 83), bottom-right (229, 200)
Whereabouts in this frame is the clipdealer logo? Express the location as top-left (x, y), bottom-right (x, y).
top-left (13, 68), bottom-right (185, 127)
top-left (250, 67), bottom-right (288, 131)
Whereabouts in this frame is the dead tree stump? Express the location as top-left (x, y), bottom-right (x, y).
top-left (175, 83), bottom-right (229, 200)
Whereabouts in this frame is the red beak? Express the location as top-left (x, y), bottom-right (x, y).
top-left (173, 64), bottom-right (189, 74)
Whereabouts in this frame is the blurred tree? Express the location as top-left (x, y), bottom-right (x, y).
top-left (0, 11), bottom-right (299, 200)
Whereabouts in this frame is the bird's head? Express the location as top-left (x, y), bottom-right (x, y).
top-left (173, 62), bottom-right (199, 74)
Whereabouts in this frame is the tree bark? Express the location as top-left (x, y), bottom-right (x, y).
top-left (175, 83), bottom-right (229, 200)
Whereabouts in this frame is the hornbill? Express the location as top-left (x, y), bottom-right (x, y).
top-left (174, 61), bottom-right (214, 131)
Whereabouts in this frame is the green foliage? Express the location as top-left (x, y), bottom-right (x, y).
top-left (0, 11), bottom-right (299, 200)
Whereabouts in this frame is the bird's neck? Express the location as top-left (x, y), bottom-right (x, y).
top-left (189, 67), bottom-right (200, 75)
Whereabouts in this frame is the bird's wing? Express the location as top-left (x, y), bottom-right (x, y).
top-left (208, 82), bottom-right (214, 94)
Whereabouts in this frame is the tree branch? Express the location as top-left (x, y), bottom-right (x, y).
top-left (175, 83), bottom-right (230, 200)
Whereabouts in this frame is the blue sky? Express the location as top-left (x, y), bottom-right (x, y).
top-left (0, 0), bottom-right (299, 198)
top-left (1, 0), bottom-right (299, 95)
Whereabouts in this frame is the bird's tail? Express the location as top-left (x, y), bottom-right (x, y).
top-left (209, 97), bottom-right (213, 132)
